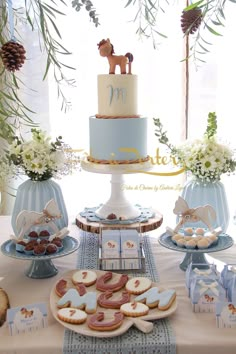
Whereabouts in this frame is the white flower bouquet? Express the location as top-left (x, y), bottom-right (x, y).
top-left (154, 112), bottom-right (236, 183)
top-left (6, 129), bottom-right (80, 181)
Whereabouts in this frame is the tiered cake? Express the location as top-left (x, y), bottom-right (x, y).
top-left (82, 39), bottom-right (151, 220)
top-left (87, 39), bottom-right (149, 165)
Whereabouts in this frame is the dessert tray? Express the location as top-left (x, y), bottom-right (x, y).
top-left (1, 236), bottom-right (79, 279)
top-left (159, 232), bottom-right (234, 271)
top-left (50, 269), bottom-right (177, 338)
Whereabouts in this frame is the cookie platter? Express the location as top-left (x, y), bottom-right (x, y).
top-left (50, 269), bottom-right (177, 338)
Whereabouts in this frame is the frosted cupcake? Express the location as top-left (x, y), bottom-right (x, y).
top-left (185, 239), bottom-right (197, 249)
top-left (184, 227), bottom-right (194, 236)
top-left (16, 240), bottom-right (27, 252)
top-left (184, 236), bottom-right (193, 242)
top-left (195, 228), bottom-right (205, 236)
top-left (205, 236), bottom-right (213, 247)
top-left (197, 238), bottom-right (210, 249)
top-left (176, 238), bottom-right (186, 248)
top-left (207, 234), bottom-right (218, 246)
top-left (194, 235), bottom-right (203, 242)
top-left (171, 234), bottom-right (183, 245)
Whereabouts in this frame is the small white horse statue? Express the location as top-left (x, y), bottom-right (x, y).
top-left (11, 199), bottom-right (69, 241)
top-left (173, 196), bottom-right (217, 232)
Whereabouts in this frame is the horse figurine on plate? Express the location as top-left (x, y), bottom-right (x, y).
top-left (166, 196), bottom-right (222, 236)
top-left (11, 199), bottom-right (69, 241)
top-left (97, 38), bottom-right (133, 74)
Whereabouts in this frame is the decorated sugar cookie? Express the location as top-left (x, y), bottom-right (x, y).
top-left (120, 301), bottom-right (149, 317)
top-left (57, 288), bottom-right (97, 314)
top-left (96, 272), bottom-right (129, 292)
top-left (125, 277), bottom-right (152, 295)
top-left (72, 270), bottom-right (97, 287)
top-left (98, 290), bottom-right (130, 309)
top-left (134, 287), bottom-right (176, 310)
top-left (88, 311), bottom-right (124, 331)
top-left (55, 279), bottom-right (87, 298)
top-left (57, 308), bottom-right (87, 324)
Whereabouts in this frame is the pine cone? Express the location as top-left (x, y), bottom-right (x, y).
top-left (0, 41), bottom-right (26, 72)
top-left (181, 8), bottom-right (202, 35)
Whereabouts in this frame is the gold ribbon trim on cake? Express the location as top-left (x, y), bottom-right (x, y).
top-left (95, 115), bottom-right (140, 119)
top-left (87, 156), bottom-right (150, 164)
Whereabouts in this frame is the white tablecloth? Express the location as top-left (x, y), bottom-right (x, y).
top-left (0, 215), bottom-right (236, 354)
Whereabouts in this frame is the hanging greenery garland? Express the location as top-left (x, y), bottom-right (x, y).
top-left (0, 0), bottom-right (235, 146)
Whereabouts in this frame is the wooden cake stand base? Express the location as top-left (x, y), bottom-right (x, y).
top-left (75, 211), bottom-right (163, 234)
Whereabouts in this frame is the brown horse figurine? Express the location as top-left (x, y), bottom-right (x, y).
top-left (97, 38), bottom-right (133, 74)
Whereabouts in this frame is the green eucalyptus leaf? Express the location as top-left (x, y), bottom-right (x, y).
top-left (42, 3), bottom-right (66, 16)
top-left (198, 42), bottom-right (210, 52)
top-left (124, 0), bottom-right (134, 8)
top-left (184, 0), bottom-right (204, 11)
top-left (46, 16), bottom-right (62, 38)
top-left (204, 22), bottom-right (222, 36)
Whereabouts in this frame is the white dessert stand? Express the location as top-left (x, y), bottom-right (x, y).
top-left (81, 159), bottom-right (153, 220)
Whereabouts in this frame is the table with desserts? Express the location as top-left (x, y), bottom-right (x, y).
top-left (0, 215), bottom-right (236, 354)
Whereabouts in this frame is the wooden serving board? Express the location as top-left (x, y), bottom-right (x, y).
top-left (50, 270), bottom-right (177, 338)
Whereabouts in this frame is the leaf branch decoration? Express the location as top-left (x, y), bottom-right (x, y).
top-left (185, 0), bottom-right (228, 67)
top-left (24, 0), bottom-right (77, 112)
top-left (124, 0), bottom-right (168, 49)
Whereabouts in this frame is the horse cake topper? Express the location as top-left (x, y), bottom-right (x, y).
top-left (10, 199), bottom-right (69, 242)
top-left (97, 38), bottom-right (133, 74)
top-left (166, 196), bottom-right (222, 236)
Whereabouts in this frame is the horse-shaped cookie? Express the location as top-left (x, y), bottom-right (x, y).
top-left (98, 38), bottom-right (133, 74)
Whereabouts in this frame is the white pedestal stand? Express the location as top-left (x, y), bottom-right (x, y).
top-left (81, 159), bottom-right (152, 220)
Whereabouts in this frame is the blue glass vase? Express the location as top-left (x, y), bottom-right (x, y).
top-left (11, 179), bottom-right (68, 236)
top-left (180, 179), bottom-right (229, 233)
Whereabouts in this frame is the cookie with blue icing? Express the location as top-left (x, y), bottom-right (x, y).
top-left (57, 288), bottom-right (97, 314)
top-left (134, 287), bottom-right (176, 310)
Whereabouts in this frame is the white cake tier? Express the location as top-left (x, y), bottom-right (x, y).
top-left (97, 74), bottom-right (138, 117)
top-left (89, 116), bottom-right (148, 163)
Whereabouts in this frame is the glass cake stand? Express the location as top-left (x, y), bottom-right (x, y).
top-left (1, 236), bottom-right (79, 279)
top-left (81, 158), bottom-right (153, 220)
top-left (159, 232), bottom-right (234, 271)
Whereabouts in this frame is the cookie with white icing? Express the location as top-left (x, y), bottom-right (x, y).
top-left (72, 270), bottom-right (97, 287)
top-left (120, 302), bottom-right (149, 317)
top-left (125, 277), bottom-right (152, 295)
top-left (57, 308), bottom-right (87, 324)
top-left (134, 287), bottom-right (176, 310)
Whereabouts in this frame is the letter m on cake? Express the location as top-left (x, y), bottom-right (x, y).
top-left (108, 85), bottom-right (127, 105)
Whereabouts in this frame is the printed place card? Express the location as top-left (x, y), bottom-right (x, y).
top-left (216, 301), bottom-right (236, 328)
top-left (7, 303), bottom-right (48, 335)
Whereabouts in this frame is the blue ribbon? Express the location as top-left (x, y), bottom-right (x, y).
top-left (7, 0), bottom-right (15, 41)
